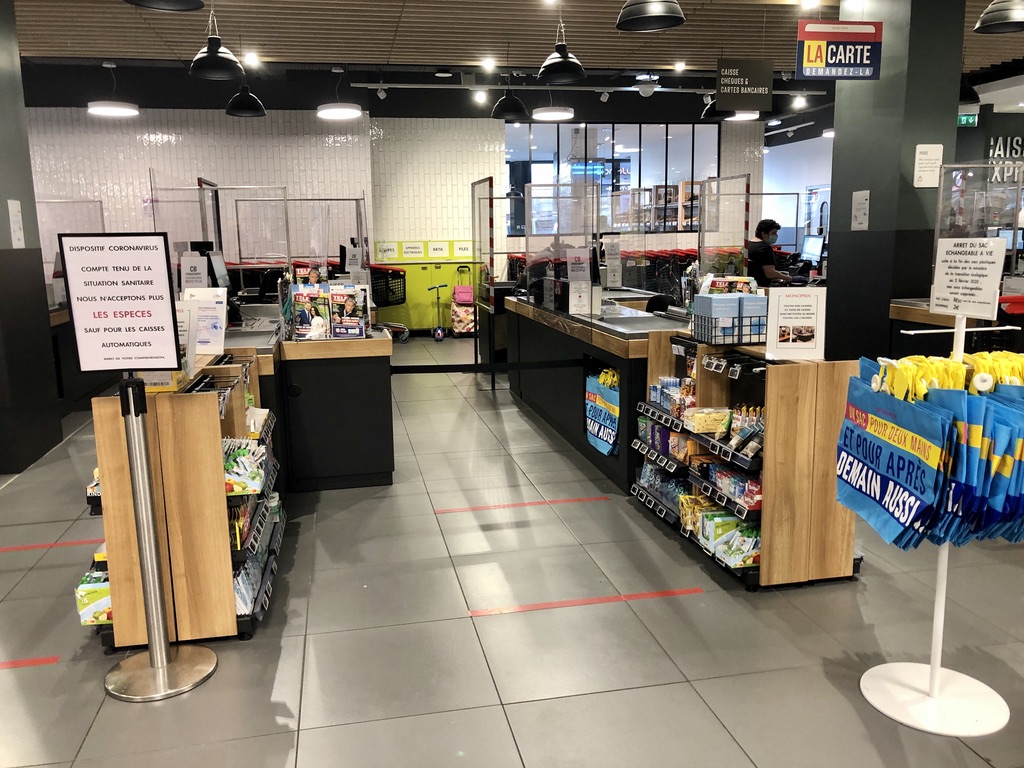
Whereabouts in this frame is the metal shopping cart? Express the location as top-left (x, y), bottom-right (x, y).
top-left (369, 265), bottom-right (411, 343)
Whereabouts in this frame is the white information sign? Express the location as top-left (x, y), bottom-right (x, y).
top-left (913, 144), bottom-right (944, 188)
top-left (568, 281), bottom-right (590, 316)
top-left (176, 299), bottom-right (199, 378)
top-left (605, 241), bottom-right (623, 288)
top-left (376, 242), bottom-right (399, 261)
top-left (346, 246), bottom-right (363, 272)
top-left (429, 241), bottom-right (452, 259)
top-left (401, 241), bottom-right (425, 260)
top-left (852, 190), bottom-right (870, 231)
top-left (766, 287), bottom-right (827, 361)
top-left (7, 199), bottom-right (25, 248)
top-left (58, 233), bottom-right (180, 372)
top-left (180, 255), bottom-right (207, 291)
top-left (183, 287), bottom-right (228, 355)
top-left (454, 241), bottom-right (474, 260)
top-left (567, 248), bottom-right (591, 281)
top-left (929, 238), bottom-right (1004, 321)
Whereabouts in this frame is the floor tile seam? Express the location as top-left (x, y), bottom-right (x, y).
top-left (296, 508), bottom-right (320, 735)
top-left (71, 659), bottom-right (116, 766)
top-left (295, 702), bottom-right (510, 734)
top-left (687, 676), bottom-right (762, 768)
top-left (448, 538), bottom-right (607, 561)
top-left (305, 613), bottom-right (473, 637)
top-left (467, 587), bottom-right (707, 618)
top-left (495, 679), bottom-right (701, 708)
top-left (434, 496), bottom-right (611, 515)
top-left (79, 727), bottom-right (302, 765)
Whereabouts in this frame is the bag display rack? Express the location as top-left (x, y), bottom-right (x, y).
top-left (630, 331), bottom-right (861, 589)
top-left (90, 347), bottom-right (283, 652)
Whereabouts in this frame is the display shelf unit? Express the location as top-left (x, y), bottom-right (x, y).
top-left (92, 356), bottom-right (281, 650)
top-left (630, 438), bottom-right (683, 474)
top-left (635, 331), bottom-right (858, 588)
top-left (630, 482), bottom-right (682, 526)
top-left (636, 401), bottom-right (763, 472)
top-left (687, 468), bottom-right (761, 521)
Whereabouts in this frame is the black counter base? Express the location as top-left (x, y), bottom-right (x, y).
top-left (289, 471), bottom-right (393, 493)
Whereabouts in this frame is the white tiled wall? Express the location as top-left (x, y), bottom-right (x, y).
top-left (27, 108), bottom-right (374, 263)
top-left (719, 120), bottom-right (766, 231)
top-left (370, 117), bottom-right (507, 245)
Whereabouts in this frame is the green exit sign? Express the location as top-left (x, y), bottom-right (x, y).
top-left (958, 113), bottom-right (979, 128)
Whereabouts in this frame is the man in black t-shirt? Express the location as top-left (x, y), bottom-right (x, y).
top-left (746, 219), bottom-right (793, 288)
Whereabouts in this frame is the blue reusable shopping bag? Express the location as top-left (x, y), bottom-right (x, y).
top-left (586, 375), bottom-right (620, 456)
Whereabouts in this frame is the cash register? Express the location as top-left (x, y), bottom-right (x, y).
top-left (787, 235), bottom-right (826, 285)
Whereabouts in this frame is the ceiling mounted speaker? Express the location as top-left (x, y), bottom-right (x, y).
top-left (226, 85), bottom-right (266, 117)
top-left (616, 0), bottom-right (685, 32)
top-left (190, 35), bottom-right (244, 80)
top-left (491, 93), bottom-right (531, 121)
top-left (538, 42), bottom-right (586, 84)
top-left (123, 0), bottom-right (204, 9)
top-left (974, 0), bottom-right (1024, 32)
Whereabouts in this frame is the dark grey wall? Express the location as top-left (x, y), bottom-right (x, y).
top-left (0, 0), bottom-right (39, 250)
top-left (825, 0), bottom-right (965, 361)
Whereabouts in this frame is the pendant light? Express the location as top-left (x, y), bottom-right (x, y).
top-left (123, 0), bottom-right (204, 9)
top-left (317, 67), bottom-right (363, 121)
top-left (189, 7), bottom-right (244, 80)
top-left (87, 62), bottom-right (139, 118)
top-left (616, 0), bottom-right (685, 32)
top-left (538, 9), bottom-right (585, 84)
top-left (533, 105), bottom-right (575, 121)
top-left (492, 44), bottom-right (531, 121)
top-left (226, 85), bottom-right (266, 117)
top-left (974, 0), bottom-right (1024, 33)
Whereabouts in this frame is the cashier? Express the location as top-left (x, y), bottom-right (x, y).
top-left (747, 219), bottom-right (793, 287)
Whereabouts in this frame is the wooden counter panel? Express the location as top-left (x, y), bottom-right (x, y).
top-left (257, 352), bottom-right (278, 377)
top-left (807, 360), bottom-right (858, 581)
top-left (646, 331), bottom-right (676, 388)
top-left (49, 309), bottom-right (69, 327)
top-left (761, 362), bottom-right (818, 586)
top-left (155, 393), bottom-right (237, 642)
top-left (507, 299), bottom-right (652, 359)
top-left (890, 303), bottom-right (979, 328)
top-left (281, 336), bottom-right (393, 361)
top-left (92, 397), bottom-right (177, 648)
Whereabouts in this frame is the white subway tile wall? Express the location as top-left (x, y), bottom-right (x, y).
top-left (719, 120), bottom-right (766, 231)
top-left (27, 108), bottom-right (374, 260)
top-left (370, 117), bottom-right (507, 245)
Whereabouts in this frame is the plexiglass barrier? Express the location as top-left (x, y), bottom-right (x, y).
top-left (700, 175), bottom-right (751, 278)
top-left (36, 199), bottom-right (105, 286)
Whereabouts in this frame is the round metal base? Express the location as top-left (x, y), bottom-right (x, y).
top-left (104, 645), bottom-right (218, 703)
top-left (861, 662), bottom-right (1009, 737)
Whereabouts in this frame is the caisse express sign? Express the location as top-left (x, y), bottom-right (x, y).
top-left (797, 20), bottom-right (883, 81)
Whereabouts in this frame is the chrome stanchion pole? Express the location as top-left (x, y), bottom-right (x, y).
top-left (104, 377), bottom-right (218, 702)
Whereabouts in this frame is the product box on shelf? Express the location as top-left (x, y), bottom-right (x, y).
top-left (716, 527), bottom-right (762, 568)
top-left (679, 493), bottom-right (716, 533)
top-left (699, 511), bottom-right (742, 551)
top-left (75, 571), bottom-right (112, 625)
top-left (669, 433), bottom-right (709, 463)
top-left (684, 408), bottom-right (732, 434)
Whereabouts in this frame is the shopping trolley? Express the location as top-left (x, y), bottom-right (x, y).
top-left (369, 265), bottom-right (410, 343)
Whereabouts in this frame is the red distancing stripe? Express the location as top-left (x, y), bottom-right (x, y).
top-left (435, 496), bottom-right (610, 514)
top-left (0, 656), bottom-right (61, 670)
top-left (0, 538), bottom-right (103, 554)
top-left (469, 587), bottom-right (704, 617)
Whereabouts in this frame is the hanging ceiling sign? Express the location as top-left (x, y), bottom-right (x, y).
top-left (796, 20), bottom-right (883, 80)
top-left (716, 58), bottom-right (774, 112)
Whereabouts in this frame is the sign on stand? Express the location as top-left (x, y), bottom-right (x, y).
top-left (605, 241), bottom-right (623, 288)
top-left (58, 233), bottom-right (180, 372)
top-left (180, 255), bottom-right (207, 291)
top-left (929, 238), bottom-right (1004, 321)
top-left (766, 287), bottom-right (828, 361)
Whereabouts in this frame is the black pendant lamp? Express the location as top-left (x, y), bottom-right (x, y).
top-left (616, 0), bottom-right (685, 32)
top-left (124, 0), bottom-right (204, 9)
top-left (190, 9), bottom-right (244, 80)
top-left (226, 85), bottom-right (266, 117)
top-left (492, 93), bottom-right (531, 121)
top-left (538, 15), bottom-right (585, 84)
top-left (974, 0), bottom-right (1024, 33)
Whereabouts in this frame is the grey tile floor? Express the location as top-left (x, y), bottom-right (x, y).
top-left (0, 341), bottom-right (1023, 766)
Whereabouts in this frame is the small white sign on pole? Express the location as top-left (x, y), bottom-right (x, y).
top-left (929, 238), bottom-right (1004, 321)
top-left (183, 287), bottom-right (228, 355)
top-left (58, 233), bottom-right (180, 372)
top-left (567, 248), bottom-right (591, 281)
top-left (913, 144), bottom-right (944, 189)
top-left (852, 190), bottom-right (870, 231)
top-left (180, 255), bottom-right (208, 291)
top-left (766, 287), bottom-right (828, 361)
top-left (568, 281), bottom-right (590, 316)
top-left (605, 241), bottom-right (623, 288)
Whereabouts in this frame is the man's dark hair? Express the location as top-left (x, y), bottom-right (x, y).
top-left (755, 219), bottom-right (781, 238)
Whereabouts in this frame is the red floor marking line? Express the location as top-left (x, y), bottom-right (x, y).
top-left (0, 656), bottom-right (61, 670)
top-left (469, 587), bottom-right (704, 617)
top-left (0, 538), bottom-right (104, 554)
top-left (435, 496), bottom-right (610, 514)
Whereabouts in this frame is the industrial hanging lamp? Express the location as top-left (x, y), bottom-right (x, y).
top-left (189, 7), bottom-right (244, 80)
top-left (616, 0), bottom-right (685, 32)
top-left (493, 44), bottom-right (531, 121)
top-left (226, 85), bottom-right (266, 117)
top-left (538, 6), bottom-right (585, 84)
top-left (316, 67), bottom-right (363, 121)
top-left (974, 0), bottom-right (1024, 33)
top-left (87, 62), bottom-right (139, 118)
top-left (123, 0), bottom-right (204, 10)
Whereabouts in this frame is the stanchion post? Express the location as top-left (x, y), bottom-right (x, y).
top-left (103, 377), bottom-right (218, 703)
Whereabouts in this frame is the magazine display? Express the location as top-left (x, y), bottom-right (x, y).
top-left (330, 283), bottom-right (369, 339)
top-left (291, 283), bottom-right (331, 340)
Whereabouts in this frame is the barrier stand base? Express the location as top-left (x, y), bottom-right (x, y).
top-left (104, 645), bottom-right (218, 703)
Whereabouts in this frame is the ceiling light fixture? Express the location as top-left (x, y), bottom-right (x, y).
top-left (87, 62), bottom-right (138, 118)
top-left (637, 82), bottom-right (658, 97)
top-left (767, 119), bottom-right (782, 127)
top-left (189, 8), bottom-right (244, 80)
top-left (975, 0), bottom-right (1024, 33)
top-left (435, 68), bottom-right (454, 78)
top-left (616, 0), bottom-right (685, 32)
top-left (538, 8), bottom-right (586, 84)
top-left (822, 129), bottom-right (835, 138)
top-left (600, 91), bottom-right (610, 102)
top-left (801, 0), bottom-right (820, 8)
top-left (123, 0), bottom-right (203, 10)
top-left (473, 90), bottom-right (488, 104)
top-left (675, 61), bottom-right (686, 72)
top-left (481, 57), bottom-right (496, 72)
top-left (533, 105), bottom-right (575, 121)
top-left (792, 95), bottom-right (808, 110)
top-left (492, 45), bottom-right (532, 122)
top-left (762, 147), bottom-right (770, 154)
top-left (243, 51), bottom-right (260, 67)
top-left (226, 85), bottom-right (266, 117)
top-left (377, 87), bottom-right (388, 100)
top-left (316, 67), bottom-right (362, 121)
top-left (726, 111), bottom-right (760, 121)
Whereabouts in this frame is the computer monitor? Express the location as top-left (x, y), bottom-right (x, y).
top-left (801, 235), bottom-right (825, 266)
top-left (209, 251), bottom-right (232, 289)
